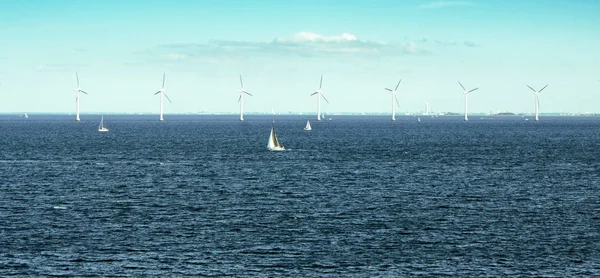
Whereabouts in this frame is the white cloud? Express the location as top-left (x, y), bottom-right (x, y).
top-left (275, 32), bottom-right (358, 43)
top-left (147, 32), bottom-right (430, 61)
top-left (418, 1), bottom-right (473, 9)
top-left (464, 40), bottom-right (479, 47)
top-left (163, 53), bottom-right (188, 60)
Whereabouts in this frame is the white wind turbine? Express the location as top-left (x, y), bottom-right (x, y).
top-left (310, 75), bottom-right (329, 121)
top-left (458, 81), bottom-right (479, 121)
top-left (154, 73), bottom-right (172, 121)
top-left (74, 72), bottom-right (88, 122)
top-left (384, 79), bottom-right (402, 121)
top-left (527, 84), bottom-right (547, 121)
top-left (237, 74), bottom-right (252, 121)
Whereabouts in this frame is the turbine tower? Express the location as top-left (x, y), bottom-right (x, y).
top-left (237, 74), bottom-right (252, 121)
top-left (384, 79), bottom-right (402, 121)
top-left (74, 72), bottom-right (88, 122)
top-left (458, 81), bottom-right (479, 121)
top-left (527, 84), bottom-right (547, 121)
top-left (154, 73), bottom-right (172, 121)
top-left (310, 75), bottom-right (329, 121)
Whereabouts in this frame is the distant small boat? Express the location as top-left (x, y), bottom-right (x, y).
top-left (98, 115), bottom-right (109, 132)
top-left (267, 124), bottom-right (285, 151)
top-left (417, 117), bottom-right (421, 122)
top-left (24, 113), bottom-right (28, 119)
top-left (304, 120), bottom-right (312, 131)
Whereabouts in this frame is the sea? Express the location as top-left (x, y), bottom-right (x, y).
top-left (1, 114), bottom-right (599, 277)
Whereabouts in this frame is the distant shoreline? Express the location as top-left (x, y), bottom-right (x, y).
top-left (2, 113), bottom-right (600, 117)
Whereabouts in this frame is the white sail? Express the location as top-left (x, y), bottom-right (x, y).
top-left (98, 116), bottom-right (109, 132)
top-left (267, 125), bottom-right (285, 151)
top-left (304, 120), bottom-right (312, 131)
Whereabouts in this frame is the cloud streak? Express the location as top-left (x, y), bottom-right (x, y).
top-left (418, 1), bottom-right (473, 9)
top-left (464, 40), bottom-right (479, 47)
top-left (35, 63), bottom-right (88, 72)
top-left (142, 32), bottom-right (431, 64)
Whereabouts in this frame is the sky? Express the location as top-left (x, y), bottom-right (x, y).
top-left (0, 0), bottom-right (599, 115)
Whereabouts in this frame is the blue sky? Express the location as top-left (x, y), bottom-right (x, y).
top-left (0, 0), bottom-right (599, 114)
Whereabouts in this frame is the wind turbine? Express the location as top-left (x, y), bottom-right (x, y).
top-left (74, 72), bottom-right (88, 122)
top-left (384, 79), bottom-right (402, 121)
top-left (237, 74), bottom-right (252, 121)
top-left (154, 73), bottom-right (172, 121)
top-left (310, 75), bottom-right (329, 121)
top-left (458, 81), bottom-right (479, 121)
top-left (527, 84), bottom-right (547, 121)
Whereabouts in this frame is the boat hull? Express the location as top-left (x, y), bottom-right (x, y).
top-left (267, 146), bottom-right (285, 152)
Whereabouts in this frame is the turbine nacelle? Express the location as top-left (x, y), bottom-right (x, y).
top-left (238, 89), bottom-right (252, 96)
top-left (312, 75), bottom-right (328, 121)
top-left (312, 75), bottom-right (328, 104)
top-left (384, 79), bottom-right (402, 108)
top-left (75, 88), bottom-right (88, 94)
top-left (154, 74), bottom-right (171, 103)
top-left (527, 84), bottom-right (548, 95)
top-left (458, 81), bottom-right (478, 94)
top-left (237, 74), bottom-right (252, 121)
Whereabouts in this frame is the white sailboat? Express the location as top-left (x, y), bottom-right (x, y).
top-left (98, 115), bottom-right (109, 132)
top-left (24, 113), bottom-right (28, 119)
top-left (267, 124), bottom-right (285, 151)
top-left (304, 120), bottom-right (312, 131)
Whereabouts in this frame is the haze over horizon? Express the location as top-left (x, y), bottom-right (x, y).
top-left (0, 0), bottom-right (598, 115)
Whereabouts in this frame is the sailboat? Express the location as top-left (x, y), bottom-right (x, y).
top-left (24, 113), bottom-right (28, 119)
top-left (267, 124), bottom-right (285, 151)
top-left (304, 120), bottom-right (312, 131)
top-left (98, 115), bottom-right (109, 132)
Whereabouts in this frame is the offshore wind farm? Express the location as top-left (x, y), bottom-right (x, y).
top-left (0, 1), bottom-right (599, 277)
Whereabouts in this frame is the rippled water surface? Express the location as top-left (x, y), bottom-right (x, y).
top-left (1, 114), bottom-right (600, 276)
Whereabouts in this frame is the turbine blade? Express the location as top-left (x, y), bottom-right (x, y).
top-left (321, 93), bottom-right (330, 104)
top-left (80, 90), bottom-right (88, 95)
top-left (395, 95), bottom-right (400, 108)
top-left (162, 73), bottom-right (166, 88)
top-left (319, 75), bottom-right (323, 90)
top-left (539, 84), bottom-right (548, 93)
top-left (76, 72), bottom-right (80, 87)
top-left (239, 74), bottom-right (244, 88)
top-left (244, 92), bottom-right (253, 96)
top-left (238, 95), bottom-right (242, 102)
top-left (385, 88), bottom-right (393, 92)
top-left (311, 92), bottom-right (319, 96)
top-left (164, 93), bottom-right (172, 103)
top-left (155, 91), bottom-right (161, 95)
top-left (394, 79), bottom-right (402, 91)
top-left (458, 81), bottom-right (466, 91)
top-left (468, 87), bottom-right (479, 93)
top-left (526, 85), bottom-right (537, 92)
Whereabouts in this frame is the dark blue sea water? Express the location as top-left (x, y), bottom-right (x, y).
top-left (1, 114), bottom-right (599, 276)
